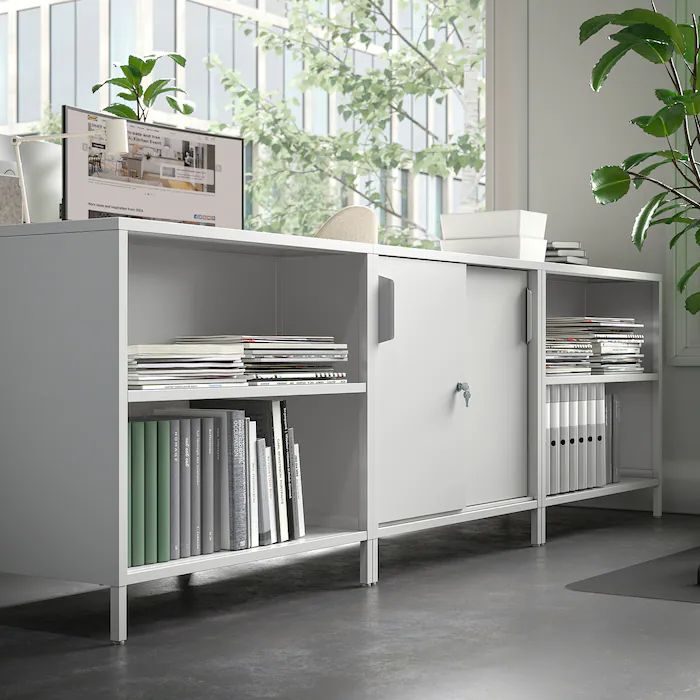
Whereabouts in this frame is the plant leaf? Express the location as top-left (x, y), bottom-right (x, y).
top-left (580, 14), bottom-right (619, 43)
top-left (632, 192), bottom-right (667, 250)
top-left (631, 103), bottom-right (685, 137)
top-left (128, 55), bottom-right (145, 78)
top-left (168, 53), bottom-right (187, 67)
top-left (632, 158), bottom-right (682, 187)
top-left (591, 43), bottom-right (632, 91)
top-left (591, 165), bottom-right (631, 204)
top-left (655, 88), bottom-right (681, 105)
top-left (615, 8), bottom-right (686, 53)
top-left (678, 261), bottom-right (700, 292)
top-left (685, 292), bottom-right (700, 314)
top-left (116, 92), bottom-right (138, 101)
top-left (141, 58), bottom-right (157, 77)
top-left (610, 24), bottom-right (673, 63)
top-left (143, 79), bottom-right (171, 106)
top-left (166, 95), bottom-right (195, 115)
top-left (678, 24), bottom-right (697, 63)
top-left (103, 103), bottom-right (139, 120)
top-left (622, 149), bottom-right (686, 169)
top-left (681, 91), bottom-right (700, 115)
top-left (669, 219), bottom-right (700, 248)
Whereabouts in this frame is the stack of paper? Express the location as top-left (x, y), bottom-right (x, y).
top-left (175, 335), bottom-right (348, 385)
top-left (128, 344), bottom-right (246, 390)
top-left (546, 241), bottom-right (589, 265)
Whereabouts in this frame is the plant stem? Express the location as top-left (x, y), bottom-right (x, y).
top-left (628, 169), bottom-right (700, 208)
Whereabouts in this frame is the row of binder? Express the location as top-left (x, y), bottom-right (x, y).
top-left (545, 384), bottom-right (619, 495)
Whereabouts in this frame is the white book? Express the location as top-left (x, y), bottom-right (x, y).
top-left (578, 386), bottom-right (588, 489)
top-left (569, 384), bottom-right (579, 491)
top-left (265, 446), bottom-right (278, 543)
top-left (551, 385), bottom-right (560, 495)
top-left (247, 420), bottom-right (259, 548)
top-left (545, 386), bottom-right (551, 496)
top-left (292, 443), bottom-right (306, 539)
top-left (559, 385), bottom-right (570, 493)
top-left (587, 385), bottom-right (597, 488)
top-left (596, 384), bottom-right (606, 487)
top-left (271, 401), bottom-right (289, 542)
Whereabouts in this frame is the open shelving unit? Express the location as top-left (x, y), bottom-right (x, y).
top-left (544, 373), bottom-right (659, 385)
top-left (0, 218), bottom-right (663, 643)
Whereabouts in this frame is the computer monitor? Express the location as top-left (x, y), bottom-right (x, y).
top-left (62, 106), bottom-right (244, 228)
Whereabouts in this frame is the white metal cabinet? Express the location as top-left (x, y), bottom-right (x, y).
top-left (462, 266), bottom-right (529, 506)
top-left (376, 256), bottom-right (470, 523)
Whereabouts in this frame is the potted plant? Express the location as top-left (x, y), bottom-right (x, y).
top-left (582, 4), bottom-right (700, 312)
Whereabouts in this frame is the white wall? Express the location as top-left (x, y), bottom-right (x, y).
top-left (527, 0), bottom-right (700, 513)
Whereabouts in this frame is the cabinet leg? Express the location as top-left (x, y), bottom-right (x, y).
top-left (530, 508), bottom-right (546, 546)
top-left (110, 585), bottom-right (127, 644)
top-left (653, 485), bottom-right (663, 518)
top-left (360, 539), bottom-right (378, 586)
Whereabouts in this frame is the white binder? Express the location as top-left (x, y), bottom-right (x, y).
top-left (551, 385), bottom-right (560, 494)
top-left (545, 386), bottom-right (552, 496)
top-left (569, 384), bottom-right (579, 491)
top-left (595, 384), bottom-right (606, 487)
top-left (559, 385), bottom-right (570, 493)
top-left (605, 392), bottom-right (613, 484)
top-left (578, 384), bottom-right (588, 488)
top-left (587, 384), bottom-right (596, 488)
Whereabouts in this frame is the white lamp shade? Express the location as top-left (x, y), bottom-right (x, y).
top-left (105, 118), bottom-right (129, 155)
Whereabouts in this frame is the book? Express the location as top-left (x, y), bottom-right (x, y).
top-left (169, 419), bottom-right (180, 560)
top-left (144, 420), bottom-right (158, 565)
top-left (230, 410), bottom-right (248, 550)
top-left (156, 420), bottom-right (171, 563)
top-left (131, 421), bottom-right (145, 567)
top-left (201, 417), bottom-right (215, 555)
top-left (190, 418), bottom-right (202, 556)
top-left (265, 446), bottom-right (277, 544)
top-left (180, 419), bottom-right (191, 558)
top-left (247, 419), bottom-right (259, 548)
top-left (547, 248), bottom-right (586, 257)
top-left (271, 401), bottom-right (290, 542)
top-left (287, 428), bottom-right (306, 539)
top-left (280, 401), bottom-right (294, 535)
top-left (545, 255), bottom-right (589, 265)
top-left (256, 438), bottom-right (273, 546)
top-left (548, 241), bottom-right (581, 249)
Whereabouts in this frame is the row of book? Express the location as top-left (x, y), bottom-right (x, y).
top-left (546, 240), bottom-right (589, 265)
top-left (546, 316), bottom-right (645, 375)
top-left (546, 384), bottom-right (619, 495)
top-left (128, 399), bottom-right (305, 567)
top-left (128, 335), bottom-right (348, 390)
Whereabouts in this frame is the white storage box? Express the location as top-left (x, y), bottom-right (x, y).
top-left (440, 210), bottom-right (547, 240)
top-left (441, 236), bottom-right (547, 261)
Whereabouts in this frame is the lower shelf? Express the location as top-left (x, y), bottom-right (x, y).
top-left (126, 528), bottom-right (367, 584)
top-left (545, 476), bottom-right (659, 507)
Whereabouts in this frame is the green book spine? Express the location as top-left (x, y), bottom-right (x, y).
top-left (131, 421), bottom-right (145, 567)
top-left (128, 424), bottom-right (132, 567)
top-left (144, 421), bottom-right (158, 565)
top-left (157, 420), bottom-right (171, 563)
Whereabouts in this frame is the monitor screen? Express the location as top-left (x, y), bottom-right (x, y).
top-left (62, 106), bottom-right (244, 228)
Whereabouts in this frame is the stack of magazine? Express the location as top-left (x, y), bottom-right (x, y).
top-left (128, 399), bottom-right (305, 567)
top-left (546, 241), bottom-right (589, 265)
top-left (546, 317), bottom-right (645, 375)
top-left (175, 335), bottom-right (348, 386)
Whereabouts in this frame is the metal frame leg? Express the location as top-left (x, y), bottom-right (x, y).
top-left (531, 507), bottom-right (546, 546)
top-left (360, 538), bottom-right (379, 586)
top-left (110, 585), bottom-right (127, 644)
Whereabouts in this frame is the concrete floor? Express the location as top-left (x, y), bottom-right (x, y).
top-left (2, 507), bottom-right (700, 700)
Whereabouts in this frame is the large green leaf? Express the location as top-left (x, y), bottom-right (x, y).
top-left (655, 88), bottom-right (681, 105)
top-left (681, 91), bottom-right (700, 115)
top-left (128, 55), bottom-right (145, 78)
top-left (678, 261), bottom-right (700, 292)
top-left (103, 103), bottom-right (139, 120)
top-left (580, 13), bottom-right (619, 43)
top-left (143, 79), bottom-right (171, 107)
top-left (631, 103), bottom-right (685, 137)
top-left (591, 43), bottom-right (632, 91)
top-left (622, 149), bottom-right (686, 170)
top-left (591, 165), bottom-right (631, 204)
top-left (611, 24), bottom-right (673, 63)
top-left (632, 192), bottom-right (667, 250)
top-left (678, 23), bottom-right (697, 63)
top-left (686, 292), bottom-right (700, 313)
top-left (616, 8), bottom-right (686, 53)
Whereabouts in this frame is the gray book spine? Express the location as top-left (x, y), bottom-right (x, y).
top-left (256, 438), bottom-right (272, 546)
top-left (169, 420), bottom-right (180, 560)
top-left (287, 427), bottom-right (305, 539)
top-left (202, 417), bottom-right (215, 555)
top-left (180, 419), bottom-right (191, 558)
top-left (292, 442), bottom-right (306, 539)
top-left (230, 410), bottom-right (248, 550)
top-left (217, 416), bottom-right (231, 550)
top-left (191, 418), bottom-right (202, 556)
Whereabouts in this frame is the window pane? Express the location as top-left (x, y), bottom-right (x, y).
top-left (234, 16), bottom-right (257, 90)
top-left (266, 0), bottom-right (286, 15)
top-left (209, 9), bottom-right (233, 122)
top-left (265, 35), bottom-right (284, 97)
top-left (51, 1), bottom-right (76, 113)
top-left (412, 95), bottom-right (427, 150)
top-left (0, 14), bottom-right (8, 124)
top-left (76, 0), bottom-right (100, 111)
top-left (284, 47), bottom-right (303, 128)
top-left (185, 1), bottom-right (210, 120)
top-left (17, 8), bottom-right (41, 122)
top-left (110, 0), bottom-right (137, 102)
top-left (308, 87), bottom-right (328, 135)
top-left (153, 0), bottom-right (176, 82)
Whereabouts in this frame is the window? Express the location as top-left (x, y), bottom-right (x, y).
top-left (209, 9), bottom-right (234, 121)
top-left (0, 14), bottom-right (7, 124)
top-left (153, 0), bottom-right (177, 82)
top-left (51, 2), bottom-right (76, 114)
top-left (110, 0), bottom-right (138, 101)
top-left (18, 8), bottom-right (41, 123)
top-left (234, 15), bottom-right (257, 90)
top-left (185, 1), bottom-right (210, 118)
top-left (76, 0), bottom-right (100, 111)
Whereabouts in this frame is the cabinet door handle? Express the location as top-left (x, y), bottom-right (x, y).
top-left (525, 288), bottom-right (533, 344)
top-left (378, 276), bottom-right (395, 343)
top-left (456, 382), bottom-right (471, 407)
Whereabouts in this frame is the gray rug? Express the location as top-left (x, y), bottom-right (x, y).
top-left (567, 547), bottom-right (700, 603)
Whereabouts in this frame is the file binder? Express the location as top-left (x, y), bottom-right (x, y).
top-left (551, 385), bottom-right (560, 495)
top-left (578, 385), bottom-right (588, 489)
top-left (586, 385), bottom-right (596, 488)
top-left (569, 384), bottom-right (579, 491)
top-left (595, 384), bottom-right (606, 487)
top-left (559, 385), bottom-right (570, 493)
top-left (605, 392), bottom-right (613, 484)
top-left (546, 386), bottom-right (552, 496)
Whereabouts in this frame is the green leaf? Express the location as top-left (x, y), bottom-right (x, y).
top-left (655, 88), bottom-right (681, 105)
top-left (622, 149), bottom-right (687, 170)
top-left (120, 64), bottom-right (140, 88)
top-left (166, 95), bottom-right (195, 115)
top-left (678, 261), bottom-right (700, 292)
top-left (141, 58), bottom-right (157, 77)
top-left (103, 103), bottom-right (139, 120)
top-left (631, 103), bottom-right (685, 137)
top-left (591, 43), bottom-right (632, 91)
top-left (580, 13), bottom-right (619, 43)
top-left (632, 192), bottom-right (667, 250)
top-left (681, 91), bottom-right (700, 115)
top-left (669, 219), bottom-right (700, 248)
top-left (678, 24), bottom-right (697, 63)
top-left (105, 77), bottom-right (134, 91)
top-left (116, 92), bottom-right (138, 101)
top-left (616, 8), bottom-right (686, 53)
top-left (610, 24), bottom-right (673, 63)
top-left (632, 158), bottom-right (681, 187)
top-left (685, 292), bottom-right (700, 314)
top-left (143, 79), bottom-right (171, 107)
top-left (168, 53), bottom-right (187, 67)
top-left (128, 55), bottom-right (145, 78)
top-left (591, 165), bottom-right (631, 204)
